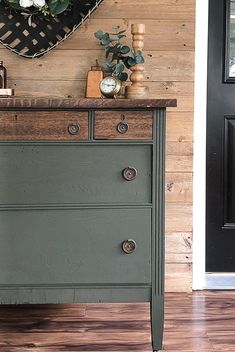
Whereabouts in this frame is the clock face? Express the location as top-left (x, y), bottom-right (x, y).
top-left (100, 77), bottom-right (118, 94)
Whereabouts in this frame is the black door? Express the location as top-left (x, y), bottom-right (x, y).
top-left (207, 0), bottom-right (235, 271)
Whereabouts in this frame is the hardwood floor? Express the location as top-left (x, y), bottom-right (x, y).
top-left (0, 291), bottom-right (234, 351)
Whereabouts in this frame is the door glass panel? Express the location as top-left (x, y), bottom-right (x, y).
top-left (226, 0), bottom-right (235, 80)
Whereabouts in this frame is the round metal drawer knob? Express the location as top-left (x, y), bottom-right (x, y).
top-left (68, 123), bottom-right (80, 135)
top-left (122, 239), bottom-right (137, 254)
top-left (122, 167), bottom-right (137, 181)
top-left (117, 121), bottom-right (129, 134)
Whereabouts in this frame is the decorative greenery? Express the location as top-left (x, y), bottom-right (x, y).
top-left (2, 0), bottom-right (70, 25)
top-left (94, 25), bottom-right (144, 81)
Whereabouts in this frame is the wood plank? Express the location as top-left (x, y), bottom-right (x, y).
top-left (166, 155), bottom-right (193, 172)
top-left (58, 19), bottom-right (195, 51)
top-left (144, 51), bottom-right (194, 81)
top-left (8, 80), bottom-right (194, 99)
top-left (165, 263), bottom-right (192, 292)
top-left (166, 142), bottom-right (193, 156)
top-left (167, 112), bottom-right (193, 142)
top-left (147, 81), bottom-right (194, 95)
top-left (165, 252), bottom-right (192, 264)
top-left (0, 347), bottom-right (152, 352)
top-left (165, 173), bottom-right (192, 203)
top-left (0, 49), bottom-right (194, 82)
top-left (166, 203), bottom-right (192, 232)
top-left (85, 303), bottom-right (150, 321)
top-left (94, 0), bottom-right (196, 20)
top-left (166, 232), bottom-right (192, 257)
top-left (0, 319), bottom-right (150, 333)
top-left (165, 231), bottom-right (192, 265)
top-left (0, 332), bottom-right (151, 346)
top-left (163, 335), bottom-right (213, 352)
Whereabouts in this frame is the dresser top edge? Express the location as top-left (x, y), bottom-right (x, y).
top-left (0, 98), bottom-right (177, 110)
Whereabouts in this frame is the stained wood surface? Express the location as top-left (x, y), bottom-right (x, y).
top-left (0, 98), bottom-right (176, 109)
top-left (6, 81), bottom-right (194, 102)
top-left (0, 49), bottom-right (194, 81)
top-left (94, 111), bottom-right (153, 139)
top-left (0, 111), bottom-right (88, 140)
top-left (94, 0), bottom-right (195, 20)
top-left (0, 291), bottom-right (233, 351)
top-left (0, 0), bottom-right (195, 292)
top-left (55, 19), bottom-right (195, 51)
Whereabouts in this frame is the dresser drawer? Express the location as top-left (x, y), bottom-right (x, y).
top-left (0, 111), bottom-right (88, 140)
top-left (0, 145), bottom-right (152, 205)
top-left (0, 208), bottom-right (151, 285)
top-left (94, 111), bottom-right (153, 139)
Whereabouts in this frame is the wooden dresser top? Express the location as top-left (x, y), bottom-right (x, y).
top-left (0, 98), bottom-right (177, 110)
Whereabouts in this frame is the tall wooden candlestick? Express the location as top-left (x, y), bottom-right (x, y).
top-left (125, 24), bottom-right (149, 99)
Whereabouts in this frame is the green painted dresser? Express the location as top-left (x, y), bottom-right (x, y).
top-left (0, 98), bottom-right (176, 352)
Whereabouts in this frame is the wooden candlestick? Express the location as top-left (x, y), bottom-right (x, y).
top-left (125, 24), bottom-right (149, 99)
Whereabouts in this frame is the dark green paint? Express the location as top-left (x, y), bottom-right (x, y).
top-left (0, 208), bottom-right (151, 285)
top-left (151, 108), bottom-right (166, 352)
top-left (0, 107), bottom-right (166, 352)
top-left (0, 145), bottom-right (151, 205)
top-left (0, 287), bottom-right (151, 304)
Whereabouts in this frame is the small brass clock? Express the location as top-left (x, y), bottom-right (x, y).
top-left (99, 76), bottom-right (122, 98)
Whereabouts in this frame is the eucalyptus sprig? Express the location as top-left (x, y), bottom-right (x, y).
top-left (94, 25), bottom-right (144, 81)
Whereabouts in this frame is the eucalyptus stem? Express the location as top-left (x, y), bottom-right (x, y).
top-left (94, 25), bottom-right (145, 82)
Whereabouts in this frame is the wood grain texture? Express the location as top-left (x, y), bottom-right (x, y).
top-left (94, 111), bottom-right (153, 140)
top-left (0, 291), bottom-right (233, 351)
top-left (166, 203), bottom-right (192, 232)
top-left (94, 0), bottom-right (196, 20)
top-left (166, 155), bottom-right (193, 172)
top-left (167, 142), bottom-right (193, 157)
top-left (7, 80), bottom-right (194, 101)
top-left (0, 98), bottom-right (176, 109)
top-left (167, 112), bottom-right (193, 142)
top-left (0, 111), bottom-right (88, 140)
top-left (58, 19), bottom-right (195, 51)
top-left (165, 232), bottom-right (192, 263)
top-left (166, 173), bottom-right (192, 203)
top-left (0, 49), bottom-right (194, 82)
top-left (165, 264), bottom-right (192, 292)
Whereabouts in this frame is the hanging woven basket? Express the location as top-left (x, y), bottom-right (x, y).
top-left (0, 0), bottom-right (104, 58)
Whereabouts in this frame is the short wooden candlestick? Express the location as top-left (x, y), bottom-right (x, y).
top-left (125, 24), bottom-right (149, 99)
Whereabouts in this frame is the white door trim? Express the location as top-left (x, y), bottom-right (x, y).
top-left (192, 0), bottom-right (209, 290)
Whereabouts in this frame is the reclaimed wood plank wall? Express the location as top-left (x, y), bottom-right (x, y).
top-left (0, 0), bottom-right (195, 292)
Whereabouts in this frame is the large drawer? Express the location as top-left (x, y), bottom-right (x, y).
top-left (0, 111), bottom-right (88, 140)
top-left (94, 110), bottom-right (153, 140)
top-left (0, 208), bottom-right (151, 285)
top-left (0, 145), bottom-right (152, 205)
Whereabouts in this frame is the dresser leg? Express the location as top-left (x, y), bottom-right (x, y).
top-left (150, 294), bottom-right (164, 352)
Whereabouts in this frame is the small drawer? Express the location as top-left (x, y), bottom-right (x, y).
top-left (0, 111), bottom-right (88, 140)
top-left (94, 110), bottom-right (153, 140)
